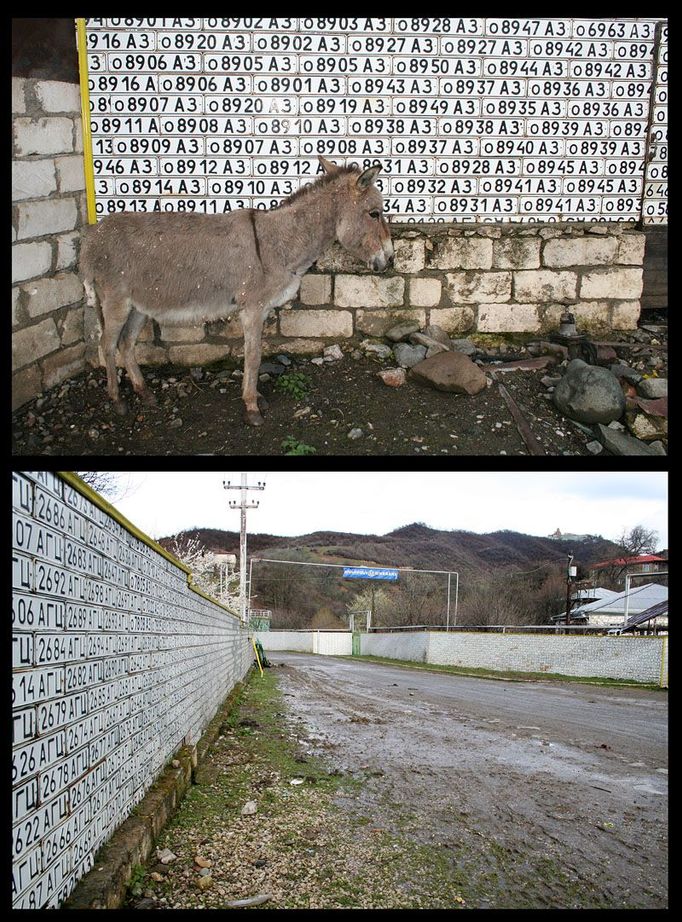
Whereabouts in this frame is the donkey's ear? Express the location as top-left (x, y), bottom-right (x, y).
top-left (318, 155), bottom-right (339, 174)
top-left (356, 165), bottom-right (381, 190)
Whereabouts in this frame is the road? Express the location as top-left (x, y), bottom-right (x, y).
top-left (272, 652), bottom-right (668, 909)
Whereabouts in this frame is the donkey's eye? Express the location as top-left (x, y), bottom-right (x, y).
top-left (369, 210), bottom-right (381, 219)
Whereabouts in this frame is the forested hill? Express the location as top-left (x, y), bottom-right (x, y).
top-left (158, 523), bottom-right (623, 575)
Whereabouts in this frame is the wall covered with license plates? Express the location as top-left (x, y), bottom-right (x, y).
top-left (11, 471), bottom-right (252, 909)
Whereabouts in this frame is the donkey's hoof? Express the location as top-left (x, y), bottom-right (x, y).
top-left (113, 399), bottom-right (128, 416)
top-left (243, 408), bottom-right (265, 427)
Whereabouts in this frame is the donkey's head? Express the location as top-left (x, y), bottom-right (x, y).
top-left (319, 156), bottom-right (394, 272)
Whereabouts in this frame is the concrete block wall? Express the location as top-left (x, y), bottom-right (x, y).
top-left (12, 472), bottom-right (252, 909)
top-left (358, 630), bottom-right (666, 686)
top-left (256, 631), bottom-right (351, 656)
top-left (12, 79), bottom-right (87, 410)
top-left (80, 222), bottom-right (646, 376)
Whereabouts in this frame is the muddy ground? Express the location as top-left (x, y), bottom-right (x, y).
top-left (11, 323), bottom-right (666, 457)
top-left (275, 653), bottom-right (668, 909)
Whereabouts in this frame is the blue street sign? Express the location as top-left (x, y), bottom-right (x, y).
top-left (342, 567), bottom-right (399, 581)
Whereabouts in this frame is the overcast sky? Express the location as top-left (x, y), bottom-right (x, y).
top-left (99, 471), bottom-right (667, 549)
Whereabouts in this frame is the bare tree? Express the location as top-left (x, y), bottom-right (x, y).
top-left (75, 471), bottom-right (123, 500)
top-left (618, 525), bottom-right (659, 557)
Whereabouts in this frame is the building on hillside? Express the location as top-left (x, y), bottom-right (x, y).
top-left (547, 528), bottom-right (593, 541)
top-left (587, 554), bottom-right (667, 585)
top-left (552, 582), bottom-right (668, 631)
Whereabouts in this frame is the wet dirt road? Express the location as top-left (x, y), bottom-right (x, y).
top-left (273, 653), bottom-right (668, 909)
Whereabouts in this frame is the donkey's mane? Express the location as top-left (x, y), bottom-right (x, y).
top-left (275, 164), bottom-right (362, 210)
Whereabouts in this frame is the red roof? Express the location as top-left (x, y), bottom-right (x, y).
top-left (590, 554), bottom-right (666, 569)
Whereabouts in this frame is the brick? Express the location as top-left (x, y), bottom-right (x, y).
top-left (393, 237), bottom-right (425, 272)
top-left (14, 117), bottom-right (74, 156)
top-left (280, 309), bottom-right (353, 338)
top-left (34, 80), bottom-right (82, 113)
top-left (56, 232), bottom-right (80, 270)
top-left (513, 270), bottom-right (577, 302)
top-left (334, 275), bottom-right (404, 308)
top-left (409, 277), bottom-right (441, 307)
top-left (571, 301), bottom-right (611, 331)
top-left (356, 309), bottom-right (425, 337)
top-left (41, 342), bottom-right (86, 390)
top-left (579, 267), bottom-right (643, 300)
top-left (477, 303), bottom-right (541, 333)
top-left (542, 236), bottom-right (617, 267)
top-left (492, 237), bottom-right (541, 269)
top-left (428, 306), bottom-right (475, 334)
top-left (12, 159), bottom-right (57, 201)
top-left (445, 271), bottom-right (511, 304)
top-left (12, 318), bottom-right (60, 370)
top-left (22, 273), bottom-right (84, 318)
top-left (430, 237), bottom-right (493, 270)
top-left (315, 243), bottom-right (368, 272)
top-left (611, 300), bottom-right (641, 330)
top-left (168, 344), bottom-right (230, 365)
top-left (262, 338), bottom-right (327, 355)
top-left (616, 233), bottom-right (646, 265)
top-left (12, 364), bottom-right (43, 410)
top-left (16, 198), bottom-right (79, 240)
top-left (55, 154), bottom-right (86, 193)
top-left (12, 78), bottom-right (27, 114)
top-left (299, 274), bottom-right (332, 305)
top-left (58, 305), bottom-right (85, 346)
top-left (12, 241), bottom-right (53, 283)
top-left (159, 323), bottom-right (206, 343)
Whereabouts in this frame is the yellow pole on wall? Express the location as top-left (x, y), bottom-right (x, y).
top-left (75, 18), bottom-right (98, 224)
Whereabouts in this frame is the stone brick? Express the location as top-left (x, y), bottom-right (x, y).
top-left (579, 267), bottom-right (643, 300)
top-left (616, 233), bottom-right (646, 265)
top-left (12, 159), bottom-right (57, 201)
top-left (41, 342), bottom-right (86, 389)
top-left (542, 236), bottom-right (617, 267)
top-left (477, 303), bottom-right (541, 333)
top-left (299, 274), bottom-right (332, 305)
top-left (428, 306), bottom-right (475, 334)
top-left (571, 301), bottom-right (611, 331)
top-left (56, 232), bottom-right (80, 270)
top-left (334, 275), bottom-right (404, 308)
top-left (22, 273), bottom-right (84, 318)
top-left (263, 338), bottom-right (327, 355)
top-left (14, 117), bottom-right (74, 156)
top-left (280, 309), bottom-right (353, 338)
top-left (131, 344), bottom-right (169, 365)
top-left (393, 237), bottom-right (425, 272)
top-left (159, 323), bottom-right (206, 343)
top-left (12, 318), bottom-right (60, 370)
top-left (356, 308), bottom-right (425, 337)
top-left (12, 241), bottom-right (53, 283)
top-left (12, 364), bottom-right (43, 410)
top-left (315, 243), bottom-right (367, 272)
top-left (409, 277), bottom-right (441, 307)
top-left (55, 154), bottom-right (86, 193)
top-left (12, 78), bottom-right (27, 114)
top-left (513, 270), bottom-right (577, 302)
top-left (492, 237), bottom-right (541, 269)
top-left (168, 344), bottom-right (230, 365)
top-left (430, 237), bottom-right (493, 270)
top-left (611, 300), bottom-right (641, 330)
top-left (445, 271), bottom-right (511, 304)
top-left (34, 80), bottom-right (82, 113)
top-left (16, 198), bottom-right (79, 240)
top-left (58, 305), bottom-right (85, 346)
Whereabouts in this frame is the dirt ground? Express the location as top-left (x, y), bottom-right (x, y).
top-left (274, 653), bottom-right (668, 909)
top-left (11, 323), bottom-right (666, 457)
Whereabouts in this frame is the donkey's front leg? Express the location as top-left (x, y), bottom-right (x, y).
top-left (240, 306), bottom-right (266, 426)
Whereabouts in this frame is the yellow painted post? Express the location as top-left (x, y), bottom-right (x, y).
top-left (75, 18), bottom-right (98, 224)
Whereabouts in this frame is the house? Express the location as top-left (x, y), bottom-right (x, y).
top-left (552, 582), bottom-right (668, 629)
top-left (587, 554), bottom-right (667, 585)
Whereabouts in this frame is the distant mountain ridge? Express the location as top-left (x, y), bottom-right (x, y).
top-left (159, 523), bottom-right (623, 575)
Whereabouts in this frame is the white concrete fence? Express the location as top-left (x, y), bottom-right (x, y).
top-left (256, 629), bottom-right (668, 687)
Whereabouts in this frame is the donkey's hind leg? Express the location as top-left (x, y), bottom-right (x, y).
top-left (118, 307), bottom-right (156, 406)
top-left (100, 295), bottom-right (133, 415)
top-left (240, 307), bottom-right (266, 426)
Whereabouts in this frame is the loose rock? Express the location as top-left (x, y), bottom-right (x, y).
top-left (377, 367), bottom-right (406, 388)
top-left (241, 800), bottom-right (258, 816)
top-left (393, 343), bottom-right (427, 368)
top-left (410, 352), bottom-right (488, 396)
top-left (553, 359), bottom-right (625, 424)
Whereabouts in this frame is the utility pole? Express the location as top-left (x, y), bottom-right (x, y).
top-left (565, 553), bottom-right (577, 627)
top-left (224, 474), bottom-right (265, 624)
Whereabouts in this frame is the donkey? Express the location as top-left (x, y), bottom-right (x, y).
top-left (80, 156), bottom-right (393, 425)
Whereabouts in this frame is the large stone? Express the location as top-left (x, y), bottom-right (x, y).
top-left (637, 377), bottom-right (667, 399)
top-left (393, 343), bottom-right (427, 368)
top-left (385, 320), bottom-right (422, 342)
top-left (553, 359), bottom-right (625, 424)
top-left (431, 237), bottom-right (493, 270)
top-left (542, 236), bottom-right (617, 267)
top-left (626, 411), bottom-right (667, 442)
top-left (409, 351), bottom-right (488, 395)
top-left (334, 275), bottom-right (405, 308)
top-left (595, 424), bottom-right (662, 456)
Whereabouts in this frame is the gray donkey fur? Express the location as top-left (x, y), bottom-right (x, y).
top-left (80, 156), bottom-right (393, 426)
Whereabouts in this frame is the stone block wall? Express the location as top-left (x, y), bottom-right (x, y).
top-left (12, 79), bottom-right (86, 410)
top-left (81, 221), bottom-right (645, 376)
top-left (12, 472), bottom-right (252, 909)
